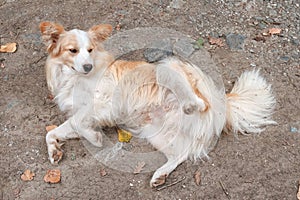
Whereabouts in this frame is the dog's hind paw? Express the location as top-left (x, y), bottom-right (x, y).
top-left (150, 174), bottom-right (167, 188)
top-left (182, 98), bottom-right (207, 114)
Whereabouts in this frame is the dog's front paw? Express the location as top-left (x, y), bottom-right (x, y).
top-left (150, 174), bottom-right (167, 188)
top-left (47, 142), bottom-right (64, 164)
top-left (46, 132), bottom-right (65, 164)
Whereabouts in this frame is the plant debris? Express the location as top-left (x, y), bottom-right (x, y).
top-left (44, 169), bottom-right (61, 184)
top-left (133, 161), bottom-right (146, 174)
top-left (21, 169), bottom-right (35, 181)
top-left (100, 168), bottom-right (107, 177)
top-left (194, 169), bottom-right (201, 186)
top-left (0, 42), bottom-right (17, 53)
top-left (268, 28), bottom-right (282, 35)
top-left (156, 176), bottom-right (186, 191)
top-left (208, 36), bottom-right (225, 47)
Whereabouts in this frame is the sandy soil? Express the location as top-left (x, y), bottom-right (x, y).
top-left (0, 0), bottom-right (299, 199)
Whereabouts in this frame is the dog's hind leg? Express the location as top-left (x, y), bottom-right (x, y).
top-left (147, 130), bottom-right (189, 187)
top-left (156, 59), bottom-right (207, 114)
top-left (46, 120), bottom-right (79, 164)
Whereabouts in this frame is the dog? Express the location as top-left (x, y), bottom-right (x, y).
top-left (40, 22), bottom-right (276, 187)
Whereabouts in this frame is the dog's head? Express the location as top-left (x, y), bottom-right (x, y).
top-left (40, 22), bottom-right (112, 74)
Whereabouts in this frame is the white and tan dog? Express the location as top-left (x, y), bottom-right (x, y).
top-left (40, 22), bottom-right (276, 187)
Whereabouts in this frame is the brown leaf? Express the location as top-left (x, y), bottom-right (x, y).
top-left (133, 161), bottom-right (146, 174)
top-left (268, 28), bottom-right (282, 35)
top-left (44, 169), bottom-right (61, 184)
top-left (0, 42), bottom-right (17, 53)
top-left (208, 36), bottom-right (225, 47)
top-left (100, 168), bottom-right (107, 177)
top-left (194, 169), bottom-right (201, 186)
top-left (21, 169), bottom-right (35, 181)
top-left (46, 125), bottom-right (57, 132)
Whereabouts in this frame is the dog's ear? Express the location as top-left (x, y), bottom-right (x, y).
top-left (88, 24), bottom-right (113, 43)
top-left (39, 22), bottom-right (65, 53)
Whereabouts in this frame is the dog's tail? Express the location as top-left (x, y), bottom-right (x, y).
top-left (225, 69), bottom-right (276, 134)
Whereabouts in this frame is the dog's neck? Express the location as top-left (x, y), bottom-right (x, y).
top-left (46, 51), bottom-right (114, 114)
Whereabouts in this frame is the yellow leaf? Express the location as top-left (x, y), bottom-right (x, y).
top-left (117, 129), bottom-right (132, 143)
top-left (0, 42), bottom-right (17, 53)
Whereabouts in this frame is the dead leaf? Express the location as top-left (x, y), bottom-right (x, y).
top-left (269, 28), bottom-right (282, 35)
top-left (0, 42), bottom-right (17, 53)
top-left (44, 169), bottom-right (61, 184)
top-left (133, 161), bottom-right (146, 174)
top-left (208, 36), bottom-right (225, 47)
top-left (21, 169), bottom-right (35, 181)
top-left (194, 169), bottom-right (201, 186)
top-left (46, 125), bottom-right (57, 132)
top-left (100, 168), bottom-right (107, 177)
top-left (13, 188), bottom-right (20, 198)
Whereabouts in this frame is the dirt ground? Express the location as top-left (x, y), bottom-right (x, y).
top-left (0, 0), bottom-right (299, 199)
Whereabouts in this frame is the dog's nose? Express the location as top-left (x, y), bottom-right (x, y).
top-left (83, 64), bottom-right (93, 73)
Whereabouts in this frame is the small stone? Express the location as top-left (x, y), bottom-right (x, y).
top-left (226, 33), bottom-right (246, 50)
top-left (290, 127), bottom-right (298, 133)
top-left (258, 22), bottom-right (267, 29)
top-left (173, 38), bottom-right (195, 58)
top-left (250, 63), bottom-right (256, 67)
top-left (280, 56), bottom-right (289, 62)
top-left (291, 38), bottom-right (299, 46)
top-left (269, 9), bottom-right (277, 16)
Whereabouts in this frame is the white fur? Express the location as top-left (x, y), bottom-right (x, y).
top-left (225, 69), bottom-right (276, 134)
top-left (41, 23), bottom-right (276, 187)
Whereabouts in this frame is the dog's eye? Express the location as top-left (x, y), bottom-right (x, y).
top-left (88, 48), bottom-right (93, 53)
top-left (69, 49), bottom-right (78, 53)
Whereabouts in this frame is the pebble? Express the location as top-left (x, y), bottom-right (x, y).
top-left (258, 22), bottom-right (267, 29)
top-left (226, 33), bottom-right (246, 50)
top-left (280, 56), bottom-right (289, 62)
top-left (290, 127), bottom-right (298, 133)
top-left (291, 38), bottom-right (299, 46)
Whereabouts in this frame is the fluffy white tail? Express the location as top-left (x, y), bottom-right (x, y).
top-left (225, 70), bottom-right (276, 134)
